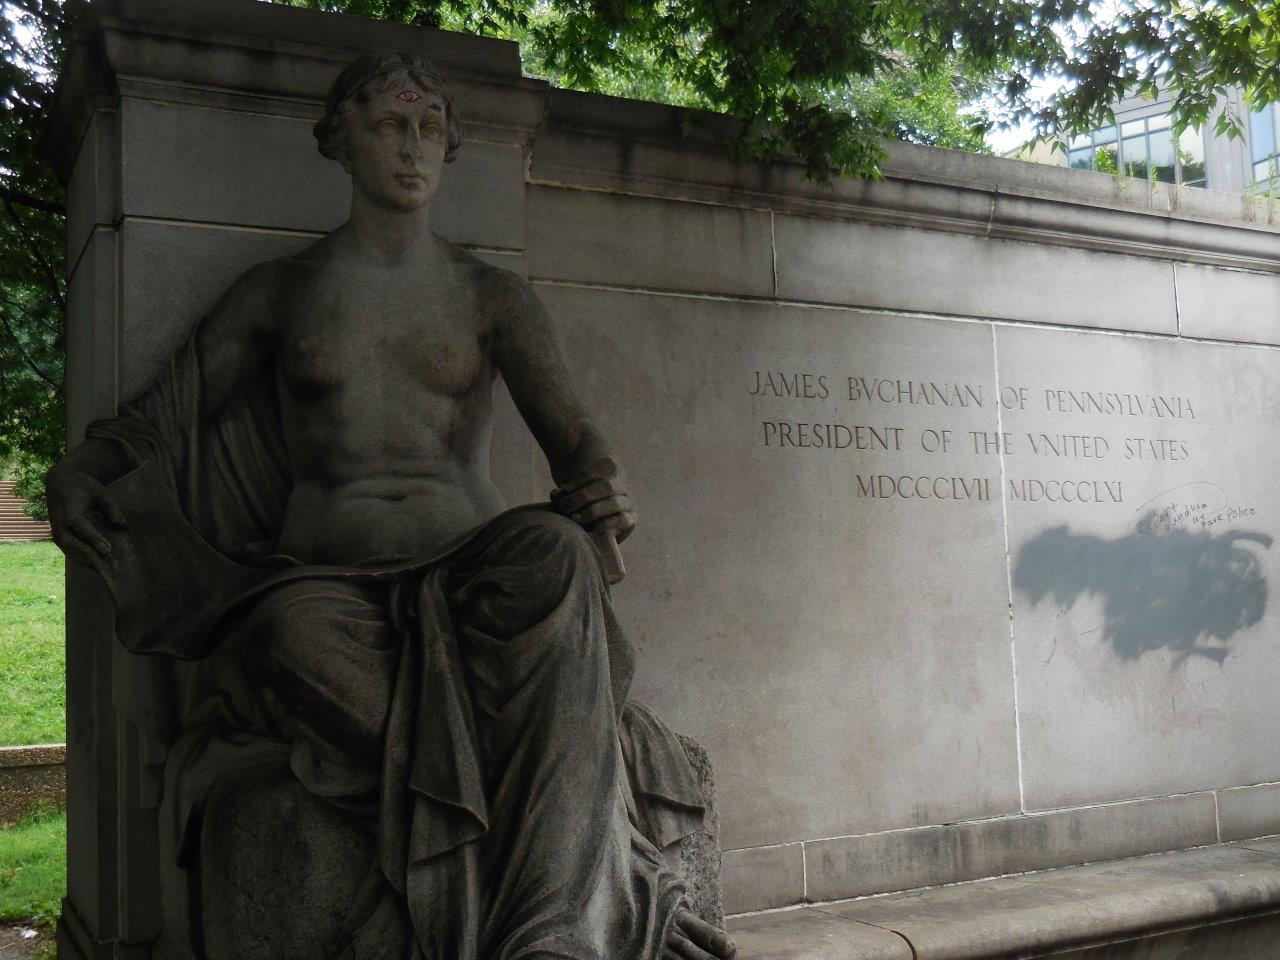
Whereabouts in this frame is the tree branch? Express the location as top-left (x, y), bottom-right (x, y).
top-left (0, 308), bottom-right (58, 390)
top-left (0, 186), bottom-right (65, 217)
top-left (1, 195), bottom-right (65, 312)
top-left (0, 287), bottom-right (60, 339)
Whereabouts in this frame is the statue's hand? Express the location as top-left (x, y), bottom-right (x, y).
top-left (551, 466), bottom-right (638, 543)
top-left (47, 467), bottom-right (127, 573)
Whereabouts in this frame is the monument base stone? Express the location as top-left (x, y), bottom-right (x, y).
top-left (193, 742), bottom-right (724, 960)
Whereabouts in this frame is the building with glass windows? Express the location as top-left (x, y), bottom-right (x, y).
top-left (1046, 86), bottom-right (1274, 195)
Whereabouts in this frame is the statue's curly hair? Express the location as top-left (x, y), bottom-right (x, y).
top-left (313, 53), bottom-right (463, 165)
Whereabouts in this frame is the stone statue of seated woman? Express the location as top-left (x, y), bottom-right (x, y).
top-left (47, 52), bottom-right (735, 960)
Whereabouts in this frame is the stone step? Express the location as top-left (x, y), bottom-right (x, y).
top-left (0, 481), bottom-right (51, 540)
top-left (0, 528), bottom-right (53, 541)
top-left (729, 841), bottom-right (1280, 959)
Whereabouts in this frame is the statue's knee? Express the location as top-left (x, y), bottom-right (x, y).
top-left (452, 512), bottom-right (605, 640)
top-left (240, 579), bottom-right (385, 681)
top-left (503, 510), bottom-right (600, 574)
top-left (241, 581), bottom-right (320, 659)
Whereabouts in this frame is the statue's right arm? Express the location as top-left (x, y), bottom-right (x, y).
top-left (48, 262), bottom-right (278, 570)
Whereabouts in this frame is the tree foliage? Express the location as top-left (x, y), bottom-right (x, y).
top-left (4, 0), bottom-right (1280, 511)
top-left (1, 0), bottom-right (65, 520)
top-left (284, 0), bottom-right (998, 174)
top-left (281, 0), bottom-right (1280, 172)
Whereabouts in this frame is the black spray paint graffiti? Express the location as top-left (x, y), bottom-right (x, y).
top-left (1012, 517), bottom-right (1272, 664)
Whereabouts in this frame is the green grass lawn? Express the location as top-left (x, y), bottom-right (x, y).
top-left (0, 542), bottom-right (65, 746)
top-left (0, 806), bottom-right (65, 925)
top-left (0, 542), bottom-right (67, 945)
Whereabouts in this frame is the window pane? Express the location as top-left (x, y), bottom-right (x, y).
top-left (1069, 147), bottom-right (1093, 170)
top-left (1069, 132), bottom-right (1091, 149)
top-left (1254, 158), bottom-right (1277, 182)
top-left (1251, 107), bottom-right (1276, 162)
top-left (1122, 135), bottom-right (1149, 179)
top-left (1093, 125), bottom-right (1117, 144)
top-left (1122, 119), bottom-right (1146, 137)
top-left (1149, 128), bottom-right (1176, 183)
top-left (1178, 127), bottom-right (1206, 184)
top-left (1147, 113), bottom-right (1172, 131)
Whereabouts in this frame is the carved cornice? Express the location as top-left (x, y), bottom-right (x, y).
top-left (530, 91), bottom-right (1280, 274)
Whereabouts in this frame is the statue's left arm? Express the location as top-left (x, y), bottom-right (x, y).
top-left (485, 267), bottom-right (637, 542)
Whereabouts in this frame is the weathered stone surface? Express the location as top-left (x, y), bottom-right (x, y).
top-left (120, 98), bottom-right (349, 230)
top-left (535, 285), bottom-right (1020, 849)
top-left (526, 105), bottom-right (1280, 276)
top-left (773, 214), bottom-right (1179, 334)
top-left (997, 323), bottom-right (1280, 810)
top-left (527, 186), bottom-right (775, 296)
top-left (721, 844), bottom-right (806, 916)
top-left (65, 111), bottom-right (116, 279)
top-left (0, 745), bottom-right (66, 769)
top-left (200, 768), bottom-right (385, 960)
top-left (1219, 783), bottom-right (1280, 842)
top-left (0, 745), bottom-right (67, 826)
top-left (729, 845), bottom-right (1280, 960)
top-left (61, 230), bottom-right (122, 942)
top-left (199, 738), bottom-right (726, 959)
top-left (1050, 913), bottom-right (1280, 960)
top-left (1174, 261), bottom-right (1280, 346)
top-left (804, 792), bottom-right (1218, 903)
top-left (62, 563), bottom-right (117, 936)
top-left (728, 909), bottom-right (912, 960)
top-left (824, 845), bottom-right (1280, 960)
top-left (670, 735), bottom-right (726, 927)
top-left (1238, 837), bottom-right (1280, 860)
top-left (65, 231), bottom-right (118, 439)
top-left (120, 98), bottom-right (526, 249)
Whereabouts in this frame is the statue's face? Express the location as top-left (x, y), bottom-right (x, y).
top-left (343, 82), bottom-right (448, 211)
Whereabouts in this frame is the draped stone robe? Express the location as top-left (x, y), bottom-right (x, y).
top-left (86, 332), bottom-right (706, 960)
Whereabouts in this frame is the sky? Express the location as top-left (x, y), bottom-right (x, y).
top-left (985, 81), bottom-right (1069, 156)
top-left (979, 6), bottom-right (1105, 156)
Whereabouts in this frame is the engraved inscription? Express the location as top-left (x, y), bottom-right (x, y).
top-left (745, 367), bottom-right (1213, 511)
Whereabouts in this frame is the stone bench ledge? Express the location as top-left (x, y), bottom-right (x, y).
top-left (0, 743), bottom-right (66, 768)
top-left (728, 841), bottom-right (1280, 960)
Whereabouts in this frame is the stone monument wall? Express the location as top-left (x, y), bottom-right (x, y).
top-left (51, 0), bottom-right (1280, 950)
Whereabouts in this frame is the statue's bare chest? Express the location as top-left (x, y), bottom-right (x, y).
top-left (279, 272), bottom-right (488, 399)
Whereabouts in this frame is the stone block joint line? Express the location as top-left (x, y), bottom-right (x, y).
top-left (990, 322), bottom-right (1027, 816)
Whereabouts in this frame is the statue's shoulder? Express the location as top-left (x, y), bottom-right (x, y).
top-left (231, 238), bottom-right (332, 303)
top-left (427, 234), bottom-right (515, 282)
top-left (435, 237), bottom-right (539, 318)
top-left (226, 243), bottom-right (324, 296)
top-left (201, 244), bottom-right (330, 340)
top-left (269, 235), bottom-right (337, 277)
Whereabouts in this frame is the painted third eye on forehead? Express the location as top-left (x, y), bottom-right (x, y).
top-left (395, 89), bottom-right (422, 103)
